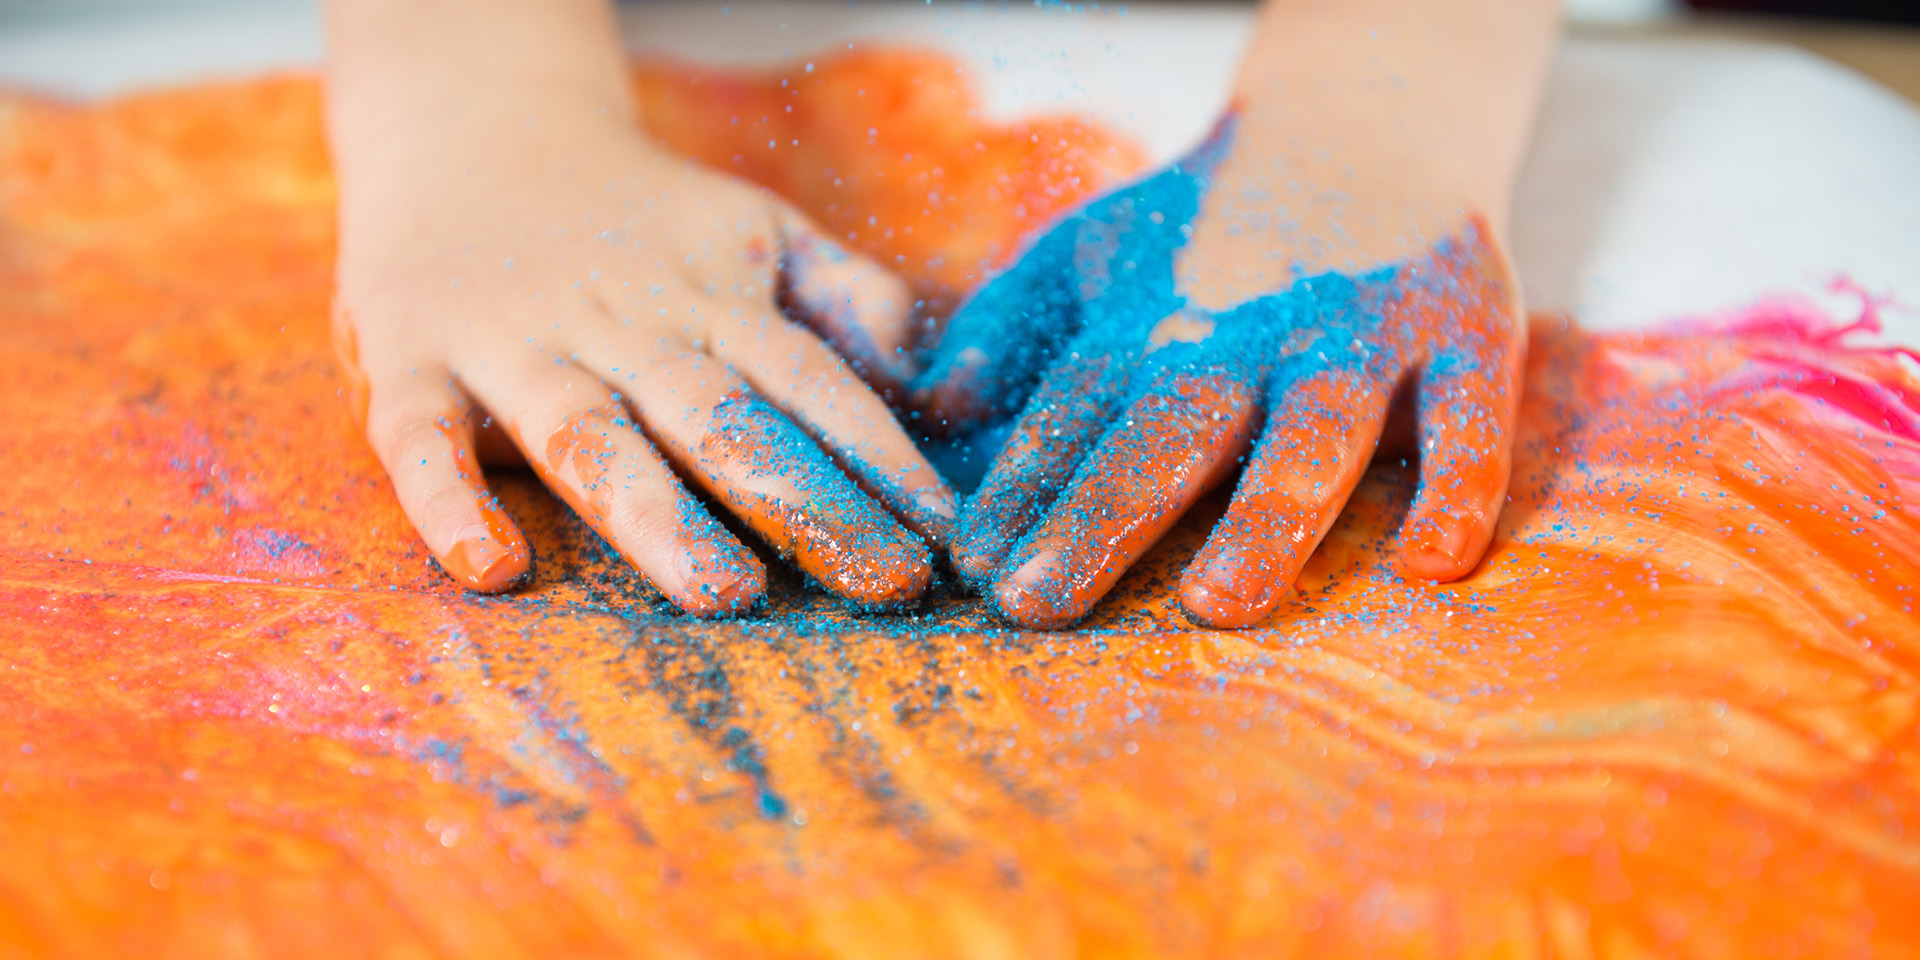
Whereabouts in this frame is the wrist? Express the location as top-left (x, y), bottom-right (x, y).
top-left (1226, 0), bottom-right (1555, 219)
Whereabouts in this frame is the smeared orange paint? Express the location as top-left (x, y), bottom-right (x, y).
top-left (631, 49), bottom-right (1149, 305)
top-left (2, 55), bottom-right (1919, 959)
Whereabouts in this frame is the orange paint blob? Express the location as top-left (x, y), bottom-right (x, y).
top-left (2, 56), bottom-right (1919, 958)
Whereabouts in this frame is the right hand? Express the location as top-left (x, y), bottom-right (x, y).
top-left (332, 104), bottom-right (955, 615)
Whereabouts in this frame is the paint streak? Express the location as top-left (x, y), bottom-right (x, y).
top-left (2, 56), bottom-right (1919, 959)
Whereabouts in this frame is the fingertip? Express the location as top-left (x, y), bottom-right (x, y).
top-left (949, 540), bottom-right (1003, 592)
top-left (442, 519), bottom-right (532, 593)
top-left (1398, 508), bottom-right (1497, 582)
top-left (834, 534), bottom-right (934, 611)
top-left (1178, 562), bottom-right (1275, 630)
top-left (888, 481), bottom-right (959, 550)
top-left (947, 498), bottom-right (1016, 590)
top-left (990, 548), bottom-right (1084, 630)
top-left (670, 536), bottom-right (769, 618)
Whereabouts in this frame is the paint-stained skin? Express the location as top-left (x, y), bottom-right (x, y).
top-left (678, 388), bottom-right (931, 611)
top-left (7, 62), bottom-right (1920, 959)
top-left (319, 48), bottom-right (1139, 617)
top-left (917, 117), bottom-right (1522, 630)
top-left (531, 402), bottom-right (765, 615)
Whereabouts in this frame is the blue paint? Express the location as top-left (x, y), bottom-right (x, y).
top-left (912, 114), bottom-right (1496, 626)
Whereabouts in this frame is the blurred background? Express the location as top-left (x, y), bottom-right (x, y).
top-left (0, 0), bottom-right (1914, 104)
top-left (2, 0), bottom-right (1915, 338)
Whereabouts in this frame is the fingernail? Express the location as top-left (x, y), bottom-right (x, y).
top-left (1404, 510), bottom-right (1477, 580)
top-left (445, 524), bottom-right (519, 592)
top-left (993, 548), bottom-right (1082, 629)
top-left (675, 542), bottom-right (764, 616)
top-left (1180, 565), bottom-right (1271, 630)
top-left (950, 543), bottom-right (1004, 590)
top-left (1196, 565), bottom-right (1253, 606)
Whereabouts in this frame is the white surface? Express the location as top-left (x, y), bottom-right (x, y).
top-left (1513, 37), bottom-right (1920, 336)
top-left (2, 0), bottom-right (1917, 341)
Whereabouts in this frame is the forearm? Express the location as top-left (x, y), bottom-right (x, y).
top-left (325, 0), bottom-right (634, 177)
top-left (1234, 0), bottom-right (1558, 222)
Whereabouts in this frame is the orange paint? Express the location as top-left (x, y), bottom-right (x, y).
top-left (3, 58), bottom-right (1919, 958)
top-left (631, 49), bottom-right (1148, 307)
top-left (993, 374), bottom-right (1261, 629)
top-left (682, 390), bottom-right (931, 610)
top-left (529, 404), bottom-right (765, 616)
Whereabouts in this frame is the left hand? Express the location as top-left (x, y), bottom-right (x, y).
top-left (912, 112), bottom-right (1526, 630)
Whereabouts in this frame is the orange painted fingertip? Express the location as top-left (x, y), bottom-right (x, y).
top-left (723, 492), bottom-right (933, 611)
top-left (814, 536), bottom-right (933, 611)
top-left (948, 497), bottom-right (1022, 589)
top-left (1177, 564), bottom-right (1276, 630)
top-left (1399, 510), bottom-right (1497, 582)
top-left (442, 519), bottom-right (532, 593)
top-left (670, 539), bottom-right (768, 618)
top-left (949, 539), bottom-right (1006, 590)
top-left (991, 548), bottom-right (1091, 631)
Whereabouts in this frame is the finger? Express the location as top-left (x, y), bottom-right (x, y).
top-left (1399, 341), bottom-right (1521, 581)
top-left (776, 214), bottom-right (919, 400)
top-left (461, 358), bottom-right (767, 617)
top-left (992, 370), bottom-right (1261, 629)
top-left (949, 353), bottom-right (1128, 587)
top-left (594, 339), bottom-right (933, 610)
top-left (1179, 357), bottom-right (1400, 628)
top-left (708, 310), bottom-right (960, 548)
top-left (363, 367), bottom-right (531, 593)
top-left (909, 222), bottom-right (1082, 433)
top-left (1398, 227), bottom-right (1525, 582)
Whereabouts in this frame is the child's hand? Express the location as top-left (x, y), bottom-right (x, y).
top-left (913, 0), bottom-right (1555, 629)
top-left (328, 0), bottom-right (954, 614)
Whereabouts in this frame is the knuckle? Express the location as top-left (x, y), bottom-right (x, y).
top-left (414, 480), bottom-right (482, 537)
top-left (603, 490), bottom-right (683, 546)
top-left (372, 413), bottom-right (454, 477)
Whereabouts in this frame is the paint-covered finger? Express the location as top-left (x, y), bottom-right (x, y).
top-left (776, 214), bottom-right (919, 400)
top-left (992, 371), bottom-right (1261, 629)
top-left (710, 312), bottom-right (959, 547)
top-left (910, 223), bottom-right (1082, 433)
top-left (1180, 362), bottom-right (1397, 628)
top-left (1387, 218), bottom-right (1525, 581)
top-left (1400, 344), bottom-right (1521, 582)
top-left (609, 344), bottom-right (932, 610)
top-left (463, 359), bottom-right (766, 616)
top-left (363, 368), bottom-right (530, 593)
top-left (950, 353), bottom-right (1128, 587)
